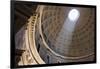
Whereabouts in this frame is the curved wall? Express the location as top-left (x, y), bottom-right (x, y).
top-left (35, 6), bottom-right (95, 63)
